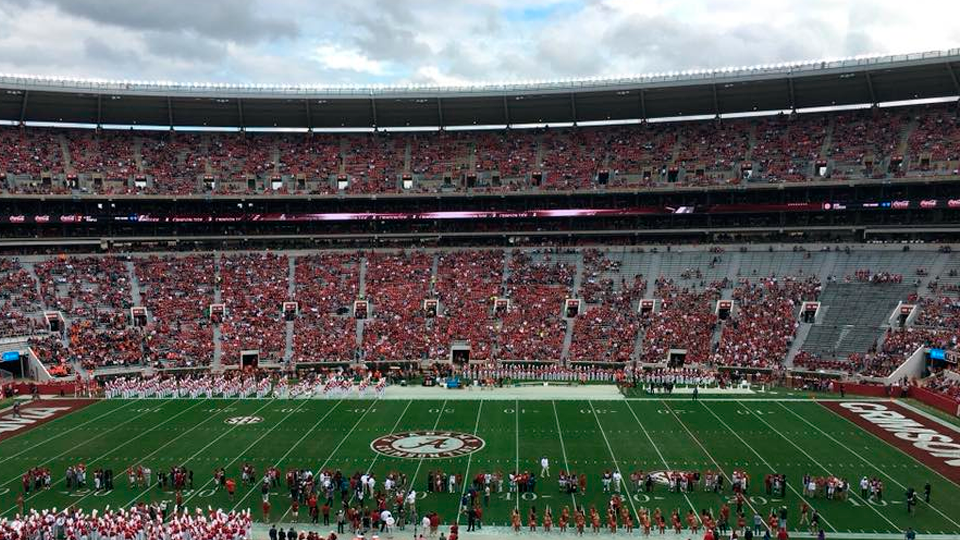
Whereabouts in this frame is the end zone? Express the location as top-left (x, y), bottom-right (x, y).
top-left (0, 399), bottom-right (96, 443)
top-left (822, 400), bottom-right (960, 485)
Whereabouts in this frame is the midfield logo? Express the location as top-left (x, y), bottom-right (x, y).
top-left (224, 416), bottom-right (264, 425)
top-left (371, 431), bottom-right (485, 459)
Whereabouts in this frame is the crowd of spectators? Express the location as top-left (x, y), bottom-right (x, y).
top-left (135, 255), bottom-right (216, 367)
top-left (712, 277), bottom-right (821, 368)
top-left (639, 278), bottom-right (722, 364)
top-left (922, 370), bottom-right (960, 403)
top-left (0, 259), bottom-right (43, 338)
top-left (292, 253), bottom-right (360, 363)
top-left (3, 103), bottom-right (957, 196)
top-left (220, 253), bottom-right (290, 364)
top-left (498, 251), bottom-right (574, 361)
top-left (427, 250), bottom-right (504, 362)
top-left (361, 251), bottom-right (432, 361)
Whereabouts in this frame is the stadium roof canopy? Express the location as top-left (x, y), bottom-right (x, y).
top-left (1, 49), bottom-right (959, 129)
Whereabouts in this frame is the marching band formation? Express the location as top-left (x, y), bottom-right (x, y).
top-left (103, 373), bottom-right (388, 400)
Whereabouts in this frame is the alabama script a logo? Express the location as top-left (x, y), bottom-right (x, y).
top-left (371, 431), bottom-right (485, 459)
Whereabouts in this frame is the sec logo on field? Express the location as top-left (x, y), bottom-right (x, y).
top-left (225, 416), bottom-right (264, 425)
top-left (371, 431), bottom-right (485, 459)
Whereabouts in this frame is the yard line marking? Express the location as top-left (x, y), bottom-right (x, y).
top-left (242, 399), bottom-right (347, 517)
top-left (514, 398), bottom-right (520, 512)
top-left (551, 400), bottom-right (577, 510)
top-left (411, 399), bottom-right (450, 496)
top-left (66, 398), bottom-right (240, 511)
top-left (786, 402), bottom-right (960, 529)
top-left (699, 402), bottom-right (837, 533)
top-left (587, 400), bottom-right (640, 527)
top-left (0, 400), bottom-right (174, 491)
top-left (456, 400), bottom-right (484, 525)
top-left (655, 400), bottom-right (760, 528)
top-left (1, 399), bottom-right (208, 516)
top-left (149, 397), bottom-right (290, 511)
top-left (340, 400), bottom-right (413, 508)
top-left (735, 400), bottom-right (900, 532)
top-left (119, 397), bottom-right (271, 508)
top-left (0, 399), bottom-right (138, 465)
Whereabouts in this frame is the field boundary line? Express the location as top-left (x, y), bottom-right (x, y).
top-left (657, 400), bottom-right (763, 527)
top-left (240, 399), bottom-right (347, 516)
top-left (895, 400), bottom-right (960, 435)
top-left (1, 399), bottom-right (208, 516)
top-left (779, 401), bottom-right (960, 529)
top-left (699, 402), bottom-right (838, 533)
top-left (587, 400), bottom-right (641, 526)
top-left (551, 400), bottom-right (577, 510)
top-left (456, 400), bottom-right (484, 525)
top-left (0, 400), bottom-right (138, 465)
top-left (735, 400), bottom-right (900, 532)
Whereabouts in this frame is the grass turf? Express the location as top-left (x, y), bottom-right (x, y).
top-left (1, 397), bottom-right (959, 536)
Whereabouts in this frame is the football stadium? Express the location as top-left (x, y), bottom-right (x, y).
top-left (2, 3), bottom-right (960, 540)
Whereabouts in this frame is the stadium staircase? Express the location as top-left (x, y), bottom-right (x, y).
top-left (355, 255), bottom-right (367, 351)
top-left (284, 256), bottom-right (296, 363)
top-left (561, 253), bottom-right (585, 361)
top-left (212, 252), bottom-right (223, 369)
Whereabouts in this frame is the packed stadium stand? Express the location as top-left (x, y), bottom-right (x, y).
top-left (0, 103), bottom-right (959, 196)
top-left (1, 245), bottom-right (956, 387)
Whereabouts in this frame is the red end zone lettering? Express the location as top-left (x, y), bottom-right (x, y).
top-left (822, 401), bottom-right (960, 485)
top-left (0, 400), bottom-right (95, 443)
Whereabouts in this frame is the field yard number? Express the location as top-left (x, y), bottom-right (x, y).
top-left (132, 408), bottom-right (160, 413)
top-left (581, 409), bottom-right (615, 414)
top-left (728, 495), bottom-right (768, 506)
top-left (735, 410), bottom-right (775, 416)
top-left (849, 498), bottom-right (887, 507)
top-left (0, 488), bottom-right (8, 496)
top-left (59, 489), bottom-right (112, 497)
top-left (204, 407), bottom-right (236, 413)
top-left (503, 408), bottom-right (538, 414)
top-left (657, 409), bottom-right (690, 414)
top-left (428, 408), bottom-right (455, 414)
top-left (632, 493), bottom-right (651, 503)
top-left (345, 408), bottom-right (375, 413)
top-left (276, 408), bottom-right (307, 413)
top-left (500, 492), bottom-right (549, 501)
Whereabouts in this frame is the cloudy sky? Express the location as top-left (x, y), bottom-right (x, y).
top-left (0, 0), bottom-right (957, 86)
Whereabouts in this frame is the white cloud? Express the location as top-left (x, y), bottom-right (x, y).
top-left (310, 44), bottom-right (388, 76)
top-left (0, 0), bottom-right (956, 85)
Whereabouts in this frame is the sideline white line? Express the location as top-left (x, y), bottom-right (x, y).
top-left (243, 399), bottom-right (347, 518)
top-left (778, 401), bottom-right (960, 530)
top-left (551, 400), bottom-right (577, 510)
top-left (2, 399), bottom-right (208, 516)
top-left (587, 400), bottom-right (640, 526)
top-left (456, 400), bottom-right (484, 525)
top-left (699, 402), bottom-right (838, 533)
top-left (735, 400), bottom-right (900, 532)
top-left (0, 400), bottom-right (139, 465)
top-left (894, 400), bottom-right (960, 435)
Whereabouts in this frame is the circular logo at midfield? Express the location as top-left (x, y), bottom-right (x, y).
top-left (371, 431), bottom-right (485, 459)
top-left (225, 416), bottom-right (264, 425)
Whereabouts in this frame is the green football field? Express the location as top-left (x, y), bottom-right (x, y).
top-left (2, 396), bottom-right (960, 537)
